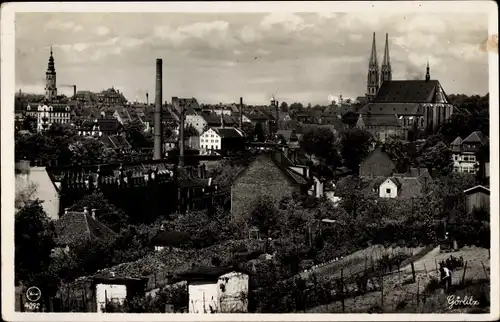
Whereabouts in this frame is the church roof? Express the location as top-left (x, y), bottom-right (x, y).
top-left (373, 80), bottom-right (448, 103)
top-left (360, 102), bottom-right (421, 115)
top-left (359, 114), bottom-right (401, 127)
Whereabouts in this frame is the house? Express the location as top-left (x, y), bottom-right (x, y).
top-left (185, 114), bottom-right (208, 136)
top-left (372, 167), bottom-right (431, 200)
top-left (295, 111), bottom-right (315, 123)
top-left (356, 113), bottom-right (405, 142)
top-left (78, 117), bottom-right (123, 137)
top-left (464, 185), bottom-right (490, 214)
top-left (359, 145), bottom-right (409, 178)
top-left (202, 113), bottom-right (239, 129)
top-left (15, 160), bottom-right (60, 220)
top-left (53, 208), bottom-right (116, 252)
top-left (230, 151), bottom-right (313, 222)
top-left (92, 276), bottom-right (148, 313)
top-left (172, 97), bottom-right (201, 116)
top-left (113, 107), bottom-right (133, 125)
top-left (25, 102), bottom-right (72, 132)
top-left (450, 131), bottom-right (489, 175)
top-left (200, 127), bottom-right (245, 153)
top-left (100, 134), bottom-right (132, 152)
top-left (173, 267), bottom-right (249, 313)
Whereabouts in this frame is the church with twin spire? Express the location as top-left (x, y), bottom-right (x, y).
top-left (357, 32), bottom-right (456, 142)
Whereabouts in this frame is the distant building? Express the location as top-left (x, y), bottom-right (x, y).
top-left (450, 131), bottom-right (489, 175)
top-left (25, 103), bottom-right (71, 132)
top-left (95, 87), bottom-right (128, 104)
top-left (374, 170), bottom-right (430, 200)
top-left (200, 127), bottom-right (245, 153)
top-left (172, 97), bottom-right (201, 116)
top-left (231, 151), bottom-right (312, 222)
top-left (359, 146), bottom-right (409, 178)
top-left (45, 47), bottom-right (58, 101)
top-left (186, 114), bottom-right (208, 135)
top-left (78, 117), bottom-right (122, 137)
top-left (358, 32), bottom-right (455, 141)
top-left (174, 267), bottom-right (249, 313)
top-left (464, 185), bottom-right (490, 214)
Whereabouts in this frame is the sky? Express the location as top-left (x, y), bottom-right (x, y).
top-left (15, 12), bottom-right (489, 105)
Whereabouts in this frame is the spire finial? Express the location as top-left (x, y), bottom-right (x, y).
top-left (369, 32), bottom-right (378, 67)
top-left (50, 46), bottom-right (53, 56)
top-left (425, 59), bottom-right (430, 82)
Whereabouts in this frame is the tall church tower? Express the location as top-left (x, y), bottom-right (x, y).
top-left (425, 60), bottom-right (431, 82)
top-left (45, 46), bottom-right (57, 101)
top-left (380, 33), bottom-right (392, 84)
top-left (366, 32), bottom-right (379, 102)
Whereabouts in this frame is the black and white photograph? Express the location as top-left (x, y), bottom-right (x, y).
top-left (2, 1), bottom-right (498, 320)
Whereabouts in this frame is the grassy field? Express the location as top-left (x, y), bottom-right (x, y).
top-left (305, 246), bottom-right (490, 313)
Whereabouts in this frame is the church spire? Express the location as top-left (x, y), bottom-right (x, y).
top-left (425, 60), bottom-right (430, 82)
top-left (45, 46), bottom-right (57, 101)
top-left (369, 32), bottom-right (378, 67)
top-left (381, 33), bottom-right (392, 84)
top-left (366, 32), bottom-right (380, 102)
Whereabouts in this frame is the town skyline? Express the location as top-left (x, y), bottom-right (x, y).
top-left (16, 12), bottom-right (489, 105)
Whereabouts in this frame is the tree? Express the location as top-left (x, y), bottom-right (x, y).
top-left (15, 182), bottom-right (38, 209)
top-left (70, 191), bottom-right (129, 232)
top-left (15, 200), bottom-right (56, 292)
top-left (340, 128), bottom-right (374, 173)
top-left (248, 195), bottom-right (280, 238)
top-left (301, 126), bottom-right (342, 169)
top-left (124, 118), bottom-right (153, 149)
top-left (417, 141), bottom-right (453, 175)
top-left (68, 137), bottom-right (117, 165)
top-left (184, 124), bottom-right (199, 137)
top-left (279, 102), bottom-right (289, 112)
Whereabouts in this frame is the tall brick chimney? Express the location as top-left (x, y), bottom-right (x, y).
top-left (178, 100), bottom-right (185, 167)
top-left (146, 92), bottom-right (149, 105)
top-left (73, 85), bottom-right (76, 98)
top-left (275, 100), bottom-right (279, 131)
top-left (239, 97), bottom-right (243, 129)
top-left (153, 59), bottom-right (163, 160)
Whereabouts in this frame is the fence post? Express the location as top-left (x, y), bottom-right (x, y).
top-left (340, 268), bottom-right (345, 313)
top-left (481, 261), bottom-right (488, 279)
top-left (416, 279), bottom-right (419, 304)
top-left (423, 263), bottom-right (427, 275)
top-left (435, 258), bottom-right (438, 272)
top-left (380, 274), bottom-right (384, 309)
top-left (411, 261), bottom-right (416, 283)
top-left (461, 261), bottom-right (468, 285)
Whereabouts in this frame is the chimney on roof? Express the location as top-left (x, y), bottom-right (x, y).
top-left (154, 58), bottom-right (163, 160)
top-left (91, 209), bottom-right (96, 220)
top-left (239, 97), bottom-right (243, 129)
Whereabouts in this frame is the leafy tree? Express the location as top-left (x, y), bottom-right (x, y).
top-left (301, 126), bottom-right (342, 169)
top-left (279, 101), bottom-right (289, 112)
top-left (21, 115), bottom-right (37, 133)
top-left (15, 182), bottom-right (38, 209)
top-left (417, 141), bottom-right (453, 175)
top-left (124, 118), bottom-right (153, 149)
top-left (70, 191), bottom-right (129, 232)
top-left (340, 128), bottom-right (374, 173)
top-left (15, 200), bottom-right (55, 283)
top-left (248, 195), bottom-right (280, 238)
top-left (241, 122), bottom-right (256, 140)
top-left (183, 124), bottom-right (199, 137)
top-left (68, 137), bottom-right (117, 165)
top-left (67, 237), bottom-right (115, 277)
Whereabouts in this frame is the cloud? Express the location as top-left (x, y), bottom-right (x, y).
top-left (96, 26), bottom-right (110, 36)
top-left (260, 13), bottom-right (313, 32)
top-left (44, 20), bottom-right (83, 33)
top-left (240, 26), bottom-right (261, 43)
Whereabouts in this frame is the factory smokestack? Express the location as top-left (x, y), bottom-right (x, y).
top-left (239, 97), bottom-right (243, 129)
top-left (146, 92), bottom-right (149, 105)
top-left (275, 100), bottom-right (279, 131)
top-left (178, 100), bottom-right (185, 167)
top-left (73, 85), bottom-right (76, 98)
top-left (154, 59), bottom-right (163, 160)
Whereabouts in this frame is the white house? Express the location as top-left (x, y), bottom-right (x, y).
top-left (93, 276), bottom-right (148, 313)
top-left (185, 114), bottom-right (207, 136)
top-left (26, 103), bottom-right (71, 132)
top-left (177, 267), bottom-right (249, 314)
top-left (450, 131), bottom-right (489, 175)
top-left (200, 128), bottom-right (222, 151)
top-left (199, 127), bottom-right (244, 152)
top-left (379, 177), bottom-right (400, 198)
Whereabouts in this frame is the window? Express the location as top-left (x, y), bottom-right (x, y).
top-left (386, 188), bottom-right (391, 194)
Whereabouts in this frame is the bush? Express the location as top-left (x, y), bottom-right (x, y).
top-left (425, 276), bottom-right (441, 294)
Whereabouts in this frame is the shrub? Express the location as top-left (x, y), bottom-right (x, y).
top-left (425, 276), bottom-right (441, 294)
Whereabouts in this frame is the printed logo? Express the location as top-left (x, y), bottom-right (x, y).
top-left (26, 286), bottom-right (42, 302)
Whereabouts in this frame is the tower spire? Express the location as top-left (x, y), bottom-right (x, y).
top-left (366, 32), bottom-right (380, 101)
top-left (381, 33), bottom-right (392, 84)
top-left (425, 59), bottom-right (430, 82)
top-left (369, 32), bottom-right (378, 67)
top-left (45, 46), bottom-right (57, 101)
